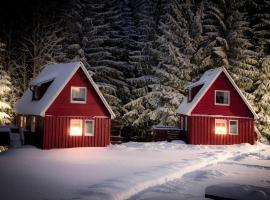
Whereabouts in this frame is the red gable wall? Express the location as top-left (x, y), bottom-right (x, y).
top-left (191, 72), bottom-right (254, 118)
top-left (46, 68), bottom-right (110, 117)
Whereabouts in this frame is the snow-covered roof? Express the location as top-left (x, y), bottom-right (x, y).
top-left (176, 67), bottom-right (258, 118)
top-left (15, 62), bottom-right (116, 119)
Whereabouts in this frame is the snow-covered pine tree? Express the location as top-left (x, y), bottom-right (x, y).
top-left (123, 0), bottom-right (202, 136)
top-left (123, 0), bottom-right (162, 136)
top-left (254, 56), bottom-right (270, 141)
top-left (64, 0), bottom-right (88, 65)
top-left (202, 0), bottom-right (259, 91)
top-left (200, 0), bottom-right (259, 112)
top-left (82, 0), bottom-right (129, 120)
top-left (0, 42), bottom-right (12, 125)
top-left (251, 0), bottom-right (270, 55)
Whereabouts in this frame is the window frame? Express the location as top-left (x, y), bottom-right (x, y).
top-left (229, 120), bottom-right (238, 135)
top-left (84, 120), bottom-right (95, 136)
top-left (70, 119), bottom-right (83, 136)
top-left (215, 119), bottom-right (227, 135)
top-left (31, 116), bottom-right (36, 132)
top-left (215, 90), bottom-right (230, 106)
top-left (70, 86), bottom-right (87, 104)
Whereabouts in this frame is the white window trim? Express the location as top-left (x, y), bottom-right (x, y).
top-left (215, 90), bottom-right (230, 106)
top-left (84, 120), bottom-right (95, 136)
top-left (180, 116), bottom-right (184, 130)
top-left (229, 120), bottom-right (238, 135)
top-left (215, 119), bottom-right (227, 135)
top-left (70, 119), bottom-right (83, 136)
top-left (70, 86), bottom-right (87, 104)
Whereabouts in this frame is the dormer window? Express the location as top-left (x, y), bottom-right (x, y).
top-left (215, 90), bottom-right (229, 105)
top-left (187, 84), bottom-right (204, 103)
top-left (31, 80), bottom-right (53, 101)
top-left (71, 87), bottom-right (87, 103)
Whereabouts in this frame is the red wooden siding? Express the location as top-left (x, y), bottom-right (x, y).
top-left (188, 116), bottom-right (255, 145)
top-left (192, 72), bottom-right (254, 118)
top-left (46, 68), bottom-right (110, 117)
top-left (43, 116), bottom-right (110, 149)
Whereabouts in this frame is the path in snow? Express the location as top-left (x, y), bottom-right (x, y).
top-left (130, 147), bottom-right (270, 200)
top-left (75, 143), bottom-right (267, 200)
top-left (1, 142), bottom-right (269, 200)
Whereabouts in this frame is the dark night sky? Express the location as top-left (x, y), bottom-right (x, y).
top-left (0, 0), bottom-right (68, 41)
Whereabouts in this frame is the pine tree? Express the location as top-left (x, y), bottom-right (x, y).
top-left (254, 56), bottom-right (270, 140)
top-left (64, 0), bottom-right (88, 65)
top-left (82, 0), bottom-right (129, 121)
top-left (123, 0), bottom-right (161, 136)
top-left (0, 42), bottom-right (12, 125)
top-left (251, 0), bottom-right (270, 55)
top-left (202, 0), bottom-right (259, 92)
top-left (123, 0), bottom-right (204, 134)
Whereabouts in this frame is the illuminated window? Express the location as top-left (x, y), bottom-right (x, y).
top-left (215, 119), bottom-right (227, 134)
top-left (85, 120), bottom-right (94, 136)
top-left (229, 120), bottom-right (238, 135)
top-left (215, 90), bottom-right (229, 105)
top-left (70, 119), bottom-right (83, 136)
top-left (31, 116), bottom-right (36, 132)
top-left (71, 87), bottom-right (87, 103)
top-left (20, 116), bottom-right (27, 128)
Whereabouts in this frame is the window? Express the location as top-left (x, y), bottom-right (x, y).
top-left (31, 116), bottom-right (36, 132)
top-left (215, 90), bottom-right (229, 105)
top-left (229, 120), bottom-right (238, 135)
top-left (71, 87), bottom-right (87, 103)
top-left (70, 119), bottom-right (83, 136)
top-left (85, 120), bottom-right (94, 136)
top-left (19, 116), bottom-right (27, 128)
top-left (31, 80), bottom-right (54, 101)
top-left (215, 119), bottom-right (227, 135)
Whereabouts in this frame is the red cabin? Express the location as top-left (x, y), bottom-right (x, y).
top-left (15, 62), bottom-right (115, 149)
top-left (177, 67), bottom-right (257, 145)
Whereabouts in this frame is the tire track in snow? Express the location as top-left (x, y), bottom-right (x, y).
top-left (74, 144), bottom-right (268, 200)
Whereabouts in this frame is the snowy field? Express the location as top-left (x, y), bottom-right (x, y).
top-left (0, 141), bottom-right (269, 200)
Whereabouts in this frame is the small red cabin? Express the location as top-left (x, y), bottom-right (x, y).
top-left (177, 67), bottom-right (257, 145)
top-left (15, 62), bottom-right (115, 149)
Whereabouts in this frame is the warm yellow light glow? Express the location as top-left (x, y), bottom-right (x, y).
top-left (215, 119), bottom-right (227, 135)
top-left (215, 126), bottom-right (226, 134)
top-left (70, 126), bottom-right (82, 136)
top-left (70, 119), bottom-right (82, 136)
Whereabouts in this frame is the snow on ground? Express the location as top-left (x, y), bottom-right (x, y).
top-left (131, 146), bottom-right (270, 200)
top-left (0, 141), bottom-right (269, 200)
